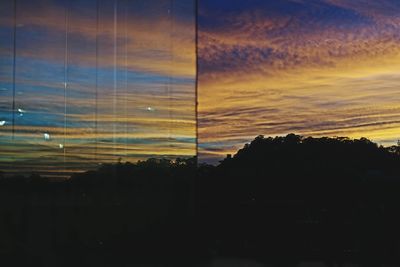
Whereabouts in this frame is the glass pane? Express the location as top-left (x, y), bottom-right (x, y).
top-left (95, 0), bottom-right (196, 165)
top-left (119, 0), bottom-right (196, 162)
top-left (0, 0), bottom-right (196, 178)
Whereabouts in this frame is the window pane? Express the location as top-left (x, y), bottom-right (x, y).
top-left (0, 0), bottom-right (196, 178)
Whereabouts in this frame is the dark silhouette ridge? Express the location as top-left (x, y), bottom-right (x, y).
top-left (1, 134), bottom-right (400, 266)
top-left (0, 157), bottom-right (197, 266)
top-left (197, 134), bottom-right (400, 265)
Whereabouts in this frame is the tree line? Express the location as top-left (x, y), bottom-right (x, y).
top-left (1, 134), bottom-right (400, 266)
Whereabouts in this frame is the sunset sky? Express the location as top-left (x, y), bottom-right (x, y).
top-left (2, 0), bottom-right (400, 175)
top-left (0, 0), bottom-right (195, 177)
top-left (198, 0), bottom-right (400, 163)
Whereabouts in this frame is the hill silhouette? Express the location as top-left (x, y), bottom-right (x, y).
top-left (1, 134), bottom-right (400, 266)
top-left (197, 134), bottom-right (400, 266)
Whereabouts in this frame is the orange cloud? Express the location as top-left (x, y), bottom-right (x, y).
top-left (199, 0), bottom-right (400, 161)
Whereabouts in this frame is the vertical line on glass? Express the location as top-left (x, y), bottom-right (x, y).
top-left (12, 0), bottom-right (17, 139)
top-left (113, 0), bottom-right (118, 160)
top-left (195, 0), bottom-right (199, 163)
top-left (169, 0), bottom-right (174, 151)
top-left (64, 1), bottom-right (69, 172)
top-left (95, 0), bottom-right (100, 163)
top-left (124, 1), bottom-right (128, 160)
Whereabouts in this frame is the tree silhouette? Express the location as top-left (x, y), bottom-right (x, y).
top-left (1, 135), bottom-right (400, 266)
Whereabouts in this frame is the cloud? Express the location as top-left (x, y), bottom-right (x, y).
top-left (199, 0), bottom-right (400, 162)
top-left (0, 0), bottom-right (195, 78)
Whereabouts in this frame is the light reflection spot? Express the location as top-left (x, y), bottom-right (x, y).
top-left (44, 133), bottom-right (50, 140)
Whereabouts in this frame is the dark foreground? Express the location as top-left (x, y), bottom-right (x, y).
top-left (1, 134), bottom-right (400, 266)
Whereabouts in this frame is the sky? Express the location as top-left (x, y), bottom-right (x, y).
top-left (0, 0), bottom-right (196, 178)
top-left (198, 0), bottom-right (400, 163)
top-left (2, 0), bottom-right (400, 175)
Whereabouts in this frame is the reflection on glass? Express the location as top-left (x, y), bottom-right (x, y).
top-left (0, 0), bottom-right (195, 179)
